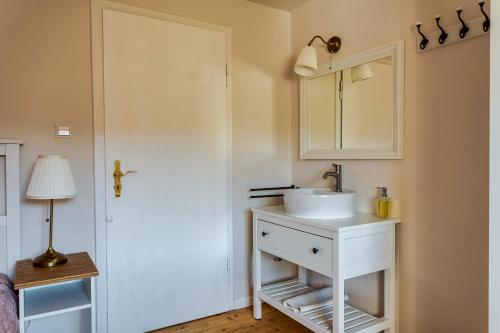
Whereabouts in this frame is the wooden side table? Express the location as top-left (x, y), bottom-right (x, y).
top-left (14, 252), bottom-right (99, 333)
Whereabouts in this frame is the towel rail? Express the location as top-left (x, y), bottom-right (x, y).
top-left (249, 185), bottom-right (296, 199)
top-left (249, 185), bottom-right (296, 192)
top-left (250, 194), bottom-right (284, 199)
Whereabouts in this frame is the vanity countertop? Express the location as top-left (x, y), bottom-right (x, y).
top-left (251, 205), bottom-right (400, 233)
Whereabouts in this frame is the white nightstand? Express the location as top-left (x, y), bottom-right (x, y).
top-left (14, 252), bottom-right (99, 333)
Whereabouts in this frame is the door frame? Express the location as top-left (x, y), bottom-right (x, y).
top-left (490, 1), bottom-right (499, 332)
top-left (90, 2), bottom-right (233, 332)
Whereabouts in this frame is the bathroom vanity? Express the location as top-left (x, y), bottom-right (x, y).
top-left (252, 205), bottom-right (400, 333)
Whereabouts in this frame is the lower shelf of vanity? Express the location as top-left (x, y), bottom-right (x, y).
top-left (258, 279), bottom-right (389, 333)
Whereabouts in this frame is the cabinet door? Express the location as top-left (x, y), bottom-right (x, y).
top-left (343, 231), bottom-right (392, 279)
top-left (257, 220), bottom-right (333, 277)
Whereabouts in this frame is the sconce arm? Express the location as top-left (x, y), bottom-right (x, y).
top-left (307, 35), bottom-right (329, 46)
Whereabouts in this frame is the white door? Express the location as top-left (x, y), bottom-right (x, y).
top-left (102, 9), bottom-right (230, 333)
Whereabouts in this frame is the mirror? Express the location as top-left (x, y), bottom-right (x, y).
top-left (300, 41), bottom-right (404, 159)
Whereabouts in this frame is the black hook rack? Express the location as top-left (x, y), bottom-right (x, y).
top-left (416, 22), bottom-right (429, 50)
top-left (456, 7), bottom-right (470, 38)
top-left (416, 2), bottom-right (490, 53)
top-left (479, 1), bottom-right (490, 32)
top-left (435, 16), bottom-right (448, 44)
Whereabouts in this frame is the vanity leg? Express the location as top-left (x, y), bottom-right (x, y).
top-left (253, 248), bottom-right (262, 319)
top-left (253, 214), bottom-right (262, 320)
top-left (384, 225), bottom-right (396, 332)
top-left (332, 233), bottom-right (344, 333)
top-left (298, 266), bottom-right (308, 285)
top-left (19, 289), bottom-right (24, 333)
top-left (91, 277), bottom-right (96, 333)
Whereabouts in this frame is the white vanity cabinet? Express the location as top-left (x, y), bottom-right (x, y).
top-left (252, 206), bottom-right (400, 333)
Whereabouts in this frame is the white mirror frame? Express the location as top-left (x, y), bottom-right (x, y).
top-left (300, 40), bottom-right (404, 159)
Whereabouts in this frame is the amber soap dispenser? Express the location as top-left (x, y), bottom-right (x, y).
top-left (376, 187), bottom-right (392, 219)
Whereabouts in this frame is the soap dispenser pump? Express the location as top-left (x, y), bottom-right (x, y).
top-left (376, 187), bottom-right (392, 219)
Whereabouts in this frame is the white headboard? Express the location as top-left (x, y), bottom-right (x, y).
top-left (0, 139), bottom-right (22, 278)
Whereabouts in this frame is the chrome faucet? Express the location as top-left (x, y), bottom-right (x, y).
top-left (322, 163), bottom-right (342, 192)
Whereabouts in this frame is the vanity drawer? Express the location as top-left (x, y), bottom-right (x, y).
top-left (257, 220), bottom-right (332, 275)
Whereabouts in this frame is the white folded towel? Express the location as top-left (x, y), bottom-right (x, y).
top-left (283, 287), bottom-right (348, 314)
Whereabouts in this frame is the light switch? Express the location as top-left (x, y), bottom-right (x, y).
top-left (56, 124), bottom-right (71, 138)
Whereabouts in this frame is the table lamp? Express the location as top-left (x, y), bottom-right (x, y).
top-left (26, 155), bottom-right (77, 267)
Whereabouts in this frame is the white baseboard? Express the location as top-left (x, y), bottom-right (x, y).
top-left (233, 296), bottom-right (253, 310)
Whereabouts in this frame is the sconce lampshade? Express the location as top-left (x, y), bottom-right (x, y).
top-left (26, 155), bottom-right (77, 200)
top-left (294, 46), bottom-right (318, 77)
top-left (351, 63), bottom-right (373, 83)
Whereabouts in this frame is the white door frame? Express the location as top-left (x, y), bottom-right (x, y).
top-left (490, 1), bottom-right (499, 332)
top-left (90, 2), bottom-right (233, 332)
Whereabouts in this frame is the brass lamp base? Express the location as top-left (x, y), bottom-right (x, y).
top-left (33, 199), bottom-right (68, 268)
top-left (33, 248), bottom-right (68, 268)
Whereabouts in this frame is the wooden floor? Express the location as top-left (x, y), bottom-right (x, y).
top-left (152, 304), bottom-right (311, 333)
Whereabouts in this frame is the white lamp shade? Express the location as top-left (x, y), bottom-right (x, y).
top-left (351, 63), bottom-right (373, 83)
top-left (294, 46), bottom-right (318, 77)
top-left (26, 155), bottom-right (77, 200)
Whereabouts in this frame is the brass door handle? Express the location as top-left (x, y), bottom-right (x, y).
top-left (113, 160), bottom-right (137, 197)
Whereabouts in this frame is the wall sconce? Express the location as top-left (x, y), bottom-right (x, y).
top-left (294, 35), bottom-right (341, 77)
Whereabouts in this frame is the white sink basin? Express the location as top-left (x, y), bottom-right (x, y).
top-left (284, 188), bottom-right (356, 219)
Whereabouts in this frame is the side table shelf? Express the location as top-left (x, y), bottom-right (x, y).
top-left (23, 279), bottom-right (92, 320)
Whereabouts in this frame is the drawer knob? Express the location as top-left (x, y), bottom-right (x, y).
top-left (312, 247), bottom-right (319, 254)
top-left (262, 231), bottom-right (268, 237)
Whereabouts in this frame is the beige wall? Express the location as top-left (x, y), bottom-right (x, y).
top-left (0, 0), bottom-right (95, 260)
top-left (400, 1), bottom-right (488, 331)
top-left (291, 0), bottom-right (489, 332)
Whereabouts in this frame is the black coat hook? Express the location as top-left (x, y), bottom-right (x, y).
top-left (479, 1), bottom-right (490, 32)
top-left (456, 7), bottom-right (469, 38)
top-left (435, 16), bottom-right (448, 44)
top-left (416, 22), bottom-right (429, 50)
